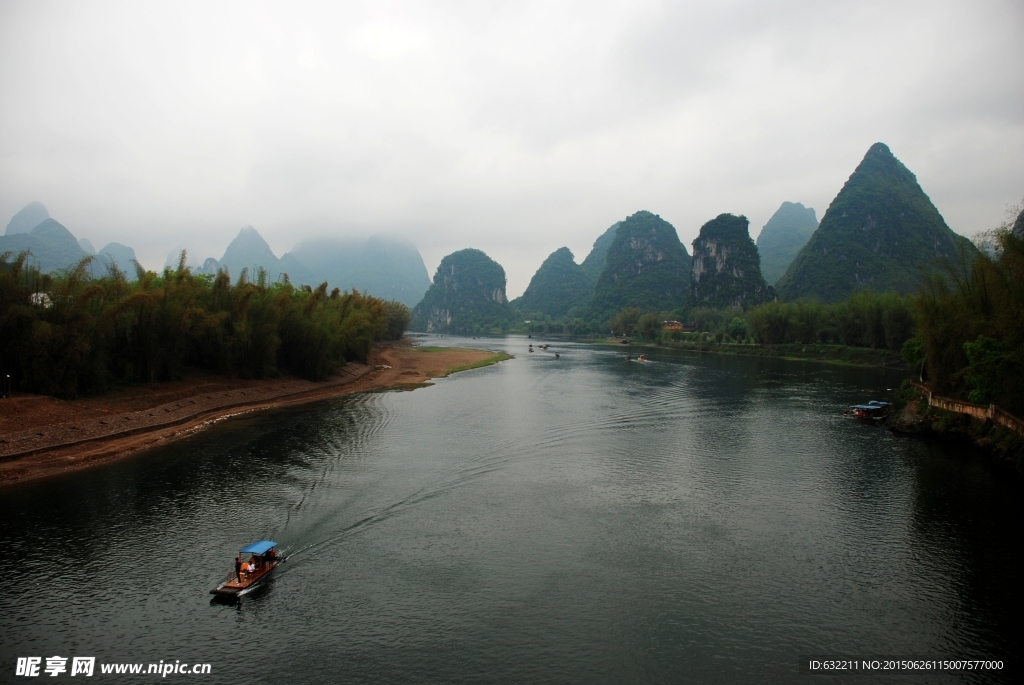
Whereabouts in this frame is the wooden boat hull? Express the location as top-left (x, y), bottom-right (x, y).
top-left (210, 562), bottom-right (277, 597)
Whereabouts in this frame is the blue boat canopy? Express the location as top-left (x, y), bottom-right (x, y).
top-left (240, 540), bottom-right (277, 555)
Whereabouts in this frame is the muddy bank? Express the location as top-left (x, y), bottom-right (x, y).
top-left (0, 344), bottom-right (507, 486)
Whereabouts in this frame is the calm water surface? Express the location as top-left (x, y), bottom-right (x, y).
top-left (2, 337), bottom-right (1021, 684)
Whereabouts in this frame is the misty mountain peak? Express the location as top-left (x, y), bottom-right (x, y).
top-left (219, 225), bottom-right (280, 279)
top-left (6, 202), bottom-right (49, 235)
top-left (756, 201), bottom-right (819, 285)
top-left (98, 243), bottom-right (138, 279)
top-left (31, 218), bottom-right (77, 242)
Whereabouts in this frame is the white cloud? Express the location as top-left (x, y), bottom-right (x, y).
top-left (1, 0), bottom-right (1021, 296)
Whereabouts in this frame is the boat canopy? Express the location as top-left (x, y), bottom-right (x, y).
top-left (240, 540), bottom-right (277, 555)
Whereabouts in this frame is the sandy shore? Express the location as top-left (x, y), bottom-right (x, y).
top-left (0, 343), bottom-right (507, 486)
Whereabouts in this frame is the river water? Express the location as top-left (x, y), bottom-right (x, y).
top-left (2, 337), bottom-right (1021, 684)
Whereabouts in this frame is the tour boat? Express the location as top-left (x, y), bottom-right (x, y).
top-left (844, 401), bottom-right (890, 420)
top-left (210, 540), bottom-right (279, 598)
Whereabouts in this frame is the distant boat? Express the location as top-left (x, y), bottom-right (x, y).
top-left (844, 401), bottom-right (889, 420)
top-left (210, 540), bottom-right (279, 599)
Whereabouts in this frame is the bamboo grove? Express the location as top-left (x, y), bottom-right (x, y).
top-left (911, 229), bottom-right (1024, 415)
top-left (0, 251), bottom-right (411, 397)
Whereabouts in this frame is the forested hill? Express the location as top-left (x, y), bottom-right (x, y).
top-left (580, 222), bottom-right (620, 282)
top-left (513, 221), bottom-right (622, 320)
top-left (775, 143), bottom-right (975, 303)
top-left (511, 247), bottom-right (592, 319)
top-left (588, 211), bottom-right (691, 319)
top-left (690, 214), bottom-right (770, 309)
top-left (756, 202), bottom-right (818, 285)
top-left (410, 248), bottom-right (511, 333)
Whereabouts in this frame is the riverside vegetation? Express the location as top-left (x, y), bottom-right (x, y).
top-left (397, 140), bottom-right (1024, 466)
top-left (889, 224), bottom-right (1024, 469)
top-left (0, 251), bottom-right (411, 398)
top-left (5, 138), bottom-right (1021, 463)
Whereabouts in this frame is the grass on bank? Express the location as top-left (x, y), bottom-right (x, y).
top-left (414, 345), bottom-right (513, 375)
top-left (438, 352), bottom-right (514, 377)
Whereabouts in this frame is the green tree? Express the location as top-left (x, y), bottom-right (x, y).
top-left (962, 335), bottom-right (1002, 405)
top-left (610, 307), bottom-right (642, 336)
top-left (747, 301), bottom-right (790, 344)
top-left (637, 312), bottom-right (661, 339)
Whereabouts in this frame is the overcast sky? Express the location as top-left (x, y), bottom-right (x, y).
top-left (1, 0), bottom-right (1022, 297)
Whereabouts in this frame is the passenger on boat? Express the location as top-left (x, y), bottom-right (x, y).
top-left (235, 556), bottom-right (243, 582)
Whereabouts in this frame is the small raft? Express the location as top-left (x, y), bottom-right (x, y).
top-left (210, 540), bottom-right (279, 598)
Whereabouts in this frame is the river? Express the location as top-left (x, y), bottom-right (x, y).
top-left (2, 337), bottom-right (1020, 683)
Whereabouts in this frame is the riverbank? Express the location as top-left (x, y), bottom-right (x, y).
top-left (593, 338), bottom-right (905, 368)
top-left (0, 343), bottom-right (509, 486)
top-left (889, 381), bottom-right (1024, 474)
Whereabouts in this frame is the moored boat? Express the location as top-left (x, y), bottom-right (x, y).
top-left (844, 400), bottom-right (890, 420)
top-left (210, 540), bottom-right (279, 598)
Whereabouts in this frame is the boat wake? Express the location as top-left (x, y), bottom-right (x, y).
top-left (281, 454), bottom-right (509, 563)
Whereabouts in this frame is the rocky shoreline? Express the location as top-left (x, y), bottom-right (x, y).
top-left (888, 381), bottom-right (1024, 475)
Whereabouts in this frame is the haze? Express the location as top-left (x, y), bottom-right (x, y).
top-left (1, 0), bottom-right (1022, 298)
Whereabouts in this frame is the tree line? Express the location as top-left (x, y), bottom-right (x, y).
top-left (603, 291), bottom-right (915, 353)
top-left (910, 229), bottom-right (1023, 415)
top-left (0, 251), bottom-right (410, 398)
top-left (598, 228), bottom-right (1023, 417)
